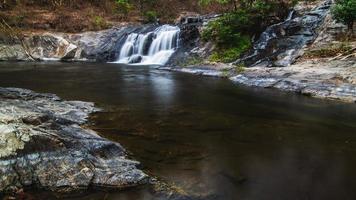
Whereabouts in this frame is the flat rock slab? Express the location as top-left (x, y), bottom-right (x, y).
top-left (0, 87), bottom-right (148, 194)
top-left (230, 59), bottom-right (356, 102)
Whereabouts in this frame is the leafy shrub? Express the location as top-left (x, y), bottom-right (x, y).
top-left (209, 43), bottom-right (251, 63)
top-left (202, 11), bottom-right (252, 46)
top-left (144, 11), bottom-right (158, 23)
top-left (201, 0), bottom-right (296, 63)
top-left (203, 13), bottom-right (252, 63)
top-left (91, 15), bottom-right (108, 30)
top-left (332, 0), bottom-right (356, 33)
top-left (115, 0), bottom-right (133, 17)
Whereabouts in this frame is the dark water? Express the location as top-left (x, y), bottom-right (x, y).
top-left (1, 62), bottom-right (356, 200)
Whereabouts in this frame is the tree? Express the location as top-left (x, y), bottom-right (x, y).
top-left (0, 19), bottom-right (37, 60)
top-left (332, 0), bottom-right (356, 34)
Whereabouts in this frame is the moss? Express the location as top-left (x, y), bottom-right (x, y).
top-left (208, 37), bottom-right (251, 63)
top-left (94, 16), bottom-right (109, 30)
top-left (221, 68), bottom-right (230, 77)
top-left (180, 56), bottom-right (204, 67)
top-left (234, 63), bottom-right (246, 74)
top-left (144, 11), bottom-right (158, 23)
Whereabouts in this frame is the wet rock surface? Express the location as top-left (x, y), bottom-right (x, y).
top-left (236, 0), bottom-right (332, 67)
top-left (0, 25), bottom-right (157, 62)
top-left (230, 59), bottom-right (356, 102)
top-left (168, 0), bottom-right (356, 103)
top-left (163, 58), bottom-right (356, 103)
top-left (0, 14), bottom-right (206, 64)
top-left (0, 87), bottom-right (148, 194)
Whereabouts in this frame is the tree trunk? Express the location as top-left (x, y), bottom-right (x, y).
top-left (231, 0), bottom-right (237, 11)
top-left (347, 21), bottom-right (354, 37)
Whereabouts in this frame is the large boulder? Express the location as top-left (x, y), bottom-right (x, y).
top-left (0, 87), bottom-right (148, 194)
top-left (26, 33), bottom-right (78, 61)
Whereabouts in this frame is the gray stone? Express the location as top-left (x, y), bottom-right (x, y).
top-left (236, 0), bottom-right (333, 67)
top-left (128, 54), bottom-right (143, 63)
top-left (0, 87), bottom-right (148, 194)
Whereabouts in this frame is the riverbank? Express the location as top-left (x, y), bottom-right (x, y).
top-left (162, 56), bottom-right (356, 103)
top-left (0, 86), bottom-right (204, 199)
top-left (163, 1), bottom-right (356, 103)
top-left (0, 0), bottom-right (354, 104)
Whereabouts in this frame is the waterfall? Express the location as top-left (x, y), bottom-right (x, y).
top-left (115, 25), bottom-right (180, 65)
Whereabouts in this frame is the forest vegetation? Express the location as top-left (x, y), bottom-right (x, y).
top-left (0, 0), bottom-right (306, 33)
top-left (0, 0), bottom-right (354, 62)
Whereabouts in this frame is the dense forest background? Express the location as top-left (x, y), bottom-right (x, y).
top-left (0, 0), bottom-right (294, 32)
top-left (0, 0), bottom-right (223, 32)
top-left (1, 0), bottom-right (354, 63)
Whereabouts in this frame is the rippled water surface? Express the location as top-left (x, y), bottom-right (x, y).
top-left (1, 62), bottom-right (356, 200)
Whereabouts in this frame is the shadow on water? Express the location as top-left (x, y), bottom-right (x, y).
top-left (1, 62), bottom-right (356, 200)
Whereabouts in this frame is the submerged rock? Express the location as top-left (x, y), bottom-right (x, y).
top-left (0, 87), bottom-right (148, 194)
top-left (128, 54), bottom-right (143, 63)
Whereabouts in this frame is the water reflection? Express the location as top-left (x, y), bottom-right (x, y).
top-left (150, 74), bottom-right (175, 106)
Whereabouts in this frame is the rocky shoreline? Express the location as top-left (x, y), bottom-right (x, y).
top-left (0, 87), bottom-right (148, 195)
top-left (163, 0), bottom-right (356, 103)
top-left (231, 59), bottom-right (356, 102)
top-left (161, 57), bottom-right (356, 103)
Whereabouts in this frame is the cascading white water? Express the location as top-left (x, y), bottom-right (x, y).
top-left (119, 33), bottom-right (138, 59)
top-left (115, 25), bottom-right (180, 65)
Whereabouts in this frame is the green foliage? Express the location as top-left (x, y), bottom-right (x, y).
top-left (208, 35), bottom-right (251, 63)
top-left (202, 11), bottom-right (253, 63)
top-left (234, 63), bottom-right (246, 73)
top-left (202, 11), bottom-right (252, 46)
top-left (201, 0), bottom-right (295, 63)
top-left (209, 43), bottom-right (251, 63)
top-left (332, 0), bottom-right (356, 31)
top-left (115, 0), bottom-right (133, 15)
top-left (90, 15), bottom-right (108, 30)
top-left (144, 11), bottom-right (158, 23)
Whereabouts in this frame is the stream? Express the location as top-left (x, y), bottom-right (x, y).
top-left (0, 62), bottom-right (356, 200)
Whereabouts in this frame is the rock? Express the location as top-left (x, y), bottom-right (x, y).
top-left (0, 24), bottom-right (158, 62)
top-left (230, 59), bottom-right (356, 102)
top-left (128, 55), bottom-right (143, 63)
top-left (0, 87), bottom-right (148, 194)
top-left (0, 44), bottom-right (28, 61)
top-left (236, 0), bottom-right (333, 67)
top-left (24, 33), bottom-right (79, 61)
top-left (141, 32), bottom-right (155, 55)
top-left (72, 25), bottom-right (157, 62)
top-left (175, 12), bottom-right (202, 25)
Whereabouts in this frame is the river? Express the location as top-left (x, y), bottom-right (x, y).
top-left (0, 62), bottom-right (356, 200)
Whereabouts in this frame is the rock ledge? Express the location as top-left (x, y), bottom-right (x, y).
top-left (0, 87), bottom-right (148, 194)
